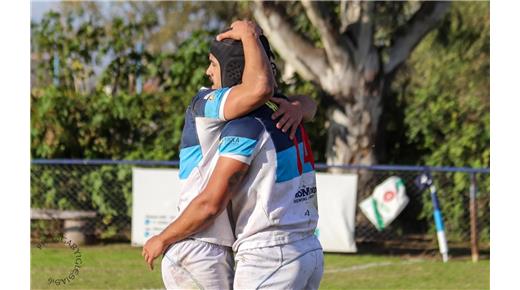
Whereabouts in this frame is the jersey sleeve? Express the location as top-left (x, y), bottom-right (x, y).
top-left (192, 87), bottom-right (232, 120)
top-left (218, 117), bottom-right (265, 165)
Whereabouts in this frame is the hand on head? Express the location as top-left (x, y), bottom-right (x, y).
top-left (216, 20), bottom-right (263, 41)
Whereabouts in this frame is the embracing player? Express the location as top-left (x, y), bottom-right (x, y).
top-left (142, 20), bottom-right (322, 289)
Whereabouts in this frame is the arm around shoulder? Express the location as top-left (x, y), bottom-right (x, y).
top-left (287, 95), bottom-right (317, 122)
top-left (218, 22), bottom-right (275, 120)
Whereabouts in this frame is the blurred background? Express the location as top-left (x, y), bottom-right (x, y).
top-left (30, 1), bottom-right (489, 289)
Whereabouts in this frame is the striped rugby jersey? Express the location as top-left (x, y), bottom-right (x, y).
top-left (221, 105), bottom-right (319, 252)
top-left (177, 87), bottom-right (235, 247)
top-left (177, 87), bottom-right (318, 251)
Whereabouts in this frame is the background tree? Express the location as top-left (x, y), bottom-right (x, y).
top-left (384, 1), bottom-right (490, 240)
top-left (30, 7), bottom-right (218, 238)
top-left (252, 1), bottom-right (450, 171)
top-left (30, 1), bottom-right (489, 241)
top-left (391, 2), bottom-right (489, 169)
top-left (31, 7), bottom-right (216, 160)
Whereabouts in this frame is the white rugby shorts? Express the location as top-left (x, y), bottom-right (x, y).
top-left (233, 235), bottom-right (324, 290)
top-left (161, 239), bottom-right (234, 290)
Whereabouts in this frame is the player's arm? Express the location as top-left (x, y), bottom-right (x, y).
top-left (165, 157), bottom-right (247, 244)
top-left (143, 118), bottom-right (262, 270)
top-left (288, 95), bottom-right (318, 122)
top-left (270, 95), bottom-right (318, 140)
top-left (216, 21), bottom-right (275, 120)
top-left (161, 157), bottom-right (248, 245)
top-left (142, 157), bottom-right (248, 270)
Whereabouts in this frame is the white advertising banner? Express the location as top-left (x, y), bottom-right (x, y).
top-left (132, 168), bottom-right (358, 252)
top-left (315, 173), bottom-right (358, 253)
top-left (131, 167), bottom-right (180, 246)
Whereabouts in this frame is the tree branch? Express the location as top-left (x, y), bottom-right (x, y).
top-left (356, 1), bottom-right (374, 69)
top-left (339, 0), bottom-right (349, 34)
top-left (252, 1), bottom-right (327, 82)
top-left (340, 0), bottom-right (361, 34)
top-left (301, 0), bottom-right (352, 73)
top-left (384, 1), bottom-right (450, 75)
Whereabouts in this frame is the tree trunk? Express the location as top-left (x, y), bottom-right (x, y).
top-left (252, 0), bottom-right (450, 241)
top-left (326, 73), bottom-right (383, 194)
top-left (324, 78), bottom-right (388, 244)
top-left (252, 1), bottom-right (449, 172)
top-left (326, 97), bottom-right (381, 169)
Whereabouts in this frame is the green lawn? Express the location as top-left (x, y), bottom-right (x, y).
top-left (31, 243), bottom-right (489, 289)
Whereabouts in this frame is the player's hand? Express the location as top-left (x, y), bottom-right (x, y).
top-left (216, 20), bottom-right (262, 41)
top-left (270, 96), bottom-right (304, 140)
top-left (142, 235), bottom-right (166, 271)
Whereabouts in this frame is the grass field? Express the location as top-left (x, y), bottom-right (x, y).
top-left (31, 243), bottom-right (489, 289)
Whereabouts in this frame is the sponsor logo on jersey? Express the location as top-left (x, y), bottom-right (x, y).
top-left (293, 185), bottom-right (317, 203)
top-left (204, 91), bottom-right (215, 100)
top-left (228, 137), bottom-right (240, 144)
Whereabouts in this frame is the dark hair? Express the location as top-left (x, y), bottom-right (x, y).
top-left (210, 34), bottom-right (276, 87)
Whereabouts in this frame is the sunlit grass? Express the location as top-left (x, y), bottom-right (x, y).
top-left (31, 244), bottom-right (489, 289)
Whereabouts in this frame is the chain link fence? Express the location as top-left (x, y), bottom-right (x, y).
top-left (30, 160), bottom-right (489, 256)
top-left (318, 164), bottom-right (490, 257)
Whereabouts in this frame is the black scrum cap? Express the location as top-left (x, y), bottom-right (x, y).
top-left (210, 38), bottom-right (245, 88)
top-left (210, 34), bottom-right (275, 88)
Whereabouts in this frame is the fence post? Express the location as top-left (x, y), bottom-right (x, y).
top-left (469, 173), bottom-right (479, 262)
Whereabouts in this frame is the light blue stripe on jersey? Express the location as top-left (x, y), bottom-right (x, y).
top-left (276, 142), bottom-right (314, 182)
top-left (219, 136), bottom-right (257, 157)
top-left (179, 145), bottom-right (203, 180)
top-left (204, 88), bottom-right (229, 118)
